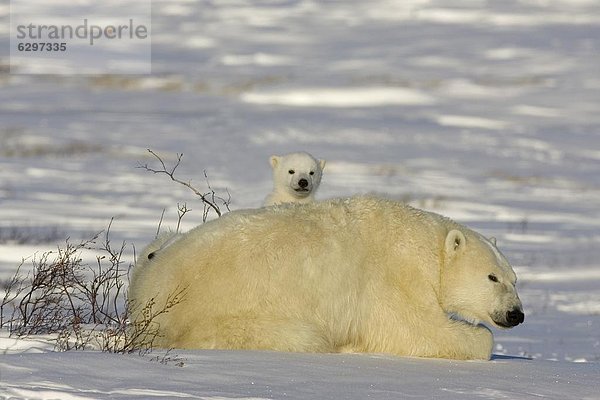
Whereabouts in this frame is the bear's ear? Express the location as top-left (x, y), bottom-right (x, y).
top-left (490, 237), bottom-right (497, 246)
top-left (445, 229), bottom-right (466, 258)
top-left (319, 159), bottom-right (326, 170)
top-left (270, 155), bottom-right (280, 169)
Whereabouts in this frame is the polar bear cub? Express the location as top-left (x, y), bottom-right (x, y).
top-left (264, 151), bottom-right (326, 206)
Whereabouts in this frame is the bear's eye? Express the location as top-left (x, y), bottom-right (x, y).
top-left (288, 169), bottom-right (295, 174)
top-left (488, 274), bottom-right (499, 283)
top-left (309, 171), bottom-right (315, 175)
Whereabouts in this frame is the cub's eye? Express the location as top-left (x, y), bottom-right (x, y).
top-left (288, 169), bottom-right (295, 174)
top-left (309, 171), bottom-right (315, 175)
top-left (488, 274), bottom-right (499, 283)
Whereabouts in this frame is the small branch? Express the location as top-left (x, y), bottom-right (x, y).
top-left (138, 149), bottom-right (226, 219)
top-left (176, 203), bottom-right (191, 233)
top-left (155, 209), bottom-right (166, 239)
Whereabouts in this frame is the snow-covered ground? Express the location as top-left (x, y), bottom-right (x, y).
top-left (2, 350), bottom-right (599, 400)
top-left (1, 0), bottom-right (599, 398)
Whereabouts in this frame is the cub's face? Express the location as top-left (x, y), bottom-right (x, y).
top-left (270, 153), bottom-right (325, 199)
top-left (441, 230), bottom-right (524, 329)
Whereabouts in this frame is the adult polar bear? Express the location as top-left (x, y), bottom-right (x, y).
top-left (129, 196), bottom-right (524, 360)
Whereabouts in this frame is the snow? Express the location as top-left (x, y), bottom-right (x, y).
top-left (1, 0), bottom-right (600, 398)
top-left (241, 87), bottom-right (437, 107)
top-left (2, 351), bottom-right (599, 400)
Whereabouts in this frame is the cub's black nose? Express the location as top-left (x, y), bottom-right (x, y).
top-left (298, 179), bottom-right (309, 188)
top-left (506, 309), bottom-right (524, 326)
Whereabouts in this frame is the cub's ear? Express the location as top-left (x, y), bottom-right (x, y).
top-left (445, 229), bottom-right (466, 258)
top-left (269, 155), bottom-right (280, 169)
top-left (490, 237), bottom-right (497, 246)
top-left (319, 159), bottom-right (326, 170)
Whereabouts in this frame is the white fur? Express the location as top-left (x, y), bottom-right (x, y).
top-left (130, 231), bottom-right (180, 284)
top-left (264, 151), bottom-right (326, 206)
top-left (129, 195), bottom-right (523, 360)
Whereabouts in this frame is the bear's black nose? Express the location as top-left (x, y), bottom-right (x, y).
top-left (298, 179), bottom-right (309, 188)
top-left (506, 309), bottom-right (524, 326)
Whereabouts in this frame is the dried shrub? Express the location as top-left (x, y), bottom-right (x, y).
top-left (1, 150), bottom-right (229, 361)
top-left (0, 221), bottom-right (182, 354)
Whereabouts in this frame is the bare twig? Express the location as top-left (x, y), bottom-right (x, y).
top-left (202, 170), bottom-right (231, 221)
top-left (138, 149), bottom-right (230, 221)
top-left (122, 286), bottom-right (187, 353)
top-left (155, 209), bottom-right (166, 239)
top-left (1, 261), bottom-right (27, 331)
top-left (176, 203), bottom-right (191, 233)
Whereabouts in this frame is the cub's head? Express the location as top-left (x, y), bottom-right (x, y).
top-left (270, 152), bottom-right (326, 199)
top-left (440, 229), bottom-right (524, 329)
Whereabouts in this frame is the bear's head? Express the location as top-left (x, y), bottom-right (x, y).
top-left (270, 152), bottom-right (326, 199)
top-left (440, 229), bottom-right (524, 329)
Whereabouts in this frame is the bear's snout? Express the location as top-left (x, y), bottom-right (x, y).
top-left (506, 308), bottom-right (524, 326)
top-left (298, 178), bottom-right (309, 189)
